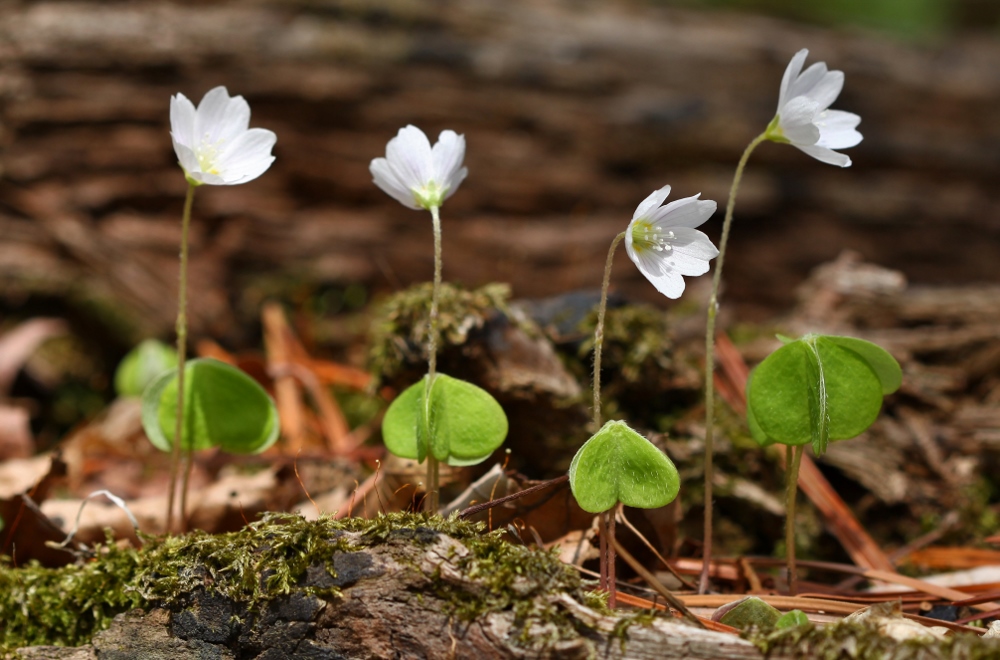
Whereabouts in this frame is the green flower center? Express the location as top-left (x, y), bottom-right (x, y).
top-left (630, 219), bottom-right (674, 254)
top-left (413, 180), bottom-right (447, 211)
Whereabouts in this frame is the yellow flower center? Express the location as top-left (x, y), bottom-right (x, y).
top-left (196, 134), bottom-right (225, 175)
top-left (630, 219), bottom-right (674, 254)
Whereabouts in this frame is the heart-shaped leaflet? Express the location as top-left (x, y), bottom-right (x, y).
top-left (568, 420), bottom-right (680, 514)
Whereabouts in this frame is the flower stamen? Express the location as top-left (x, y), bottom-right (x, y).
top-left (631, 220), bottom-right (675, 254)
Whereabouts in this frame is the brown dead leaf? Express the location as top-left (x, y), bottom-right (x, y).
top-left (0, 318), bottom-right (67, 394)
top-left (0, 453), bottom-right (73, 566)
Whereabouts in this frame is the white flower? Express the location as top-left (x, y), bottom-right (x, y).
top-left (766, 49), bottom-right (862, 168)
top-left (624, 186), bottom-right (719, 299)
top-left (170, 86), bottom-right (276, 185)
top-left (370, 125), bottom-right (468, 210)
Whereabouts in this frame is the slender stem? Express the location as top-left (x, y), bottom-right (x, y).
top-left (423, 205), bottom-right (444, 513)
top-left (180, 442), bottom-right (195, 531)
top-left (599, 512), bottom-right (608, 592)
top-left (606, 508), bottom-right (617, 609)
top-left (592, 232), bottom-right (626, 430)
top-left (785, 444), bottom-right (805, 595)
top-left (699, 132), bottom-right (767, 594)
top-left (166, 181), bottom-right (196, 533)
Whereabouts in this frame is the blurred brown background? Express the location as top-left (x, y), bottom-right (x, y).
top-left (0, 0), bottom-right (998, 345)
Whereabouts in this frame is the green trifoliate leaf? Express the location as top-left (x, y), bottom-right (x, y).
top-left (746, 334), bottom-right (901, 455)
top-left (568, 420), bottom-right (680, 514)
top-left (141, 358), bottom-right (279, 454)
top-left (382, 373), bottom-right (508, 467)
top-left (114, 339), bottom-right (178, 398)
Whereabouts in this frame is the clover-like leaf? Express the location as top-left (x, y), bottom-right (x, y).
top-left (141, 358), bottom-right (279, 454)
top-left (114, 339), bottom-right (178, 398)
top-left (382, 373), bottom-right (508, 467)
top-left (747, 334), bottom-right (901, 455)
top-left (568, 420), bottom-right (680, 514)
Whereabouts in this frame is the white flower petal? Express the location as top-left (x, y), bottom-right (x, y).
top-left (671, 228), bottom-right (720, 261)
top-left (194, 87), bottom-right (251, 144)
top-left (442, 166), bottom-right (468, 203)
top-left (781, 121), bottom-right (821, 147)
top-left (635, 253), bottom-right (686, 299)
top-left (785, 61), bottom-right (827, 103)
top-left (649, 194), bottom-right (716, 229)
top-left (804, 70), bottom-right (844, 110)
top-left (370, 158), bottom-right (420, 209)
top-left (171, 140), bottom-right (200, 177)
top-left (432, 130), bottom-right (467, 185)
top-left (169, 93), bottom-right (197, 150)
top-left (794, 143), bottom-right (852, 167)
top-left (386, 125), bottom-right (433, 191)
top-left (214, 128), bottom-right (277, 184)
top-left (777, 49), bottom-right (809, 111)
top-left (779, 96), bottom-right (823, 145)
top-left (632, 186), bottom-right (672, 221)
top-left (816, 110), bottom-right (862, 149)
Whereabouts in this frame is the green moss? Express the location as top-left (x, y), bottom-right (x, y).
top-left (749, 618), bottom-right (1000, 659)
top-left (0, 535), bottom-right (144, 649)
top-left (0, 512), bottom-right (489, 652)
top-left (429, 526), bottom-right (600, 645)
top-left (367, 282), bottom-right (517, 386)
top-left (577, 303), bottom-right (674, 386)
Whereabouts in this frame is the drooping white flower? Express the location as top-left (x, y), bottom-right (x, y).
top-left (766, 49), bottom-right (862, 168)
top-left (624, 186), bottom-right (719, 299)
top-left (370, 125), bottom-right (468, 210)
top-left (170, 86), bottom-right (276, 185)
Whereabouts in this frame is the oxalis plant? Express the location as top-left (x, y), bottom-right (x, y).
top-left (746, 333), bottom-right (901, 594)
top-left (142, 87), bottom-right (280, 531)
top-left (700, 49), bottom-right (864, 592)
top-left (371, 126), bottom-right (509, 512)
top-left (569, 186), bottom-right (718, 607)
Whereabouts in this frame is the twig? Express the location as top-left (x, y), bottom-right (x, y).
top-left (457, 474), bottom-right (569, 519)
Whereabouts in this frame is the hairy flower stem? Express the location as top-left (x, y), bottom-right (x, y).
top-left (700, 132), bottom-right (767, 593)
top-left (785, 444), bottom-right (804, 595)
top-left (591, 232), bottom-right (625, 607)
top-left (592, 232), bottom-right (626, 430)
top-left (166, 181), bottom-right (197, 533)
top-left (424, 205), bottom-right (444, 513)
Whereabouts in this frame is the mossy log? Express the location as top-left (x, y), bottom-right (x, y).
top-left (6, 514), bottom-right (764, 660)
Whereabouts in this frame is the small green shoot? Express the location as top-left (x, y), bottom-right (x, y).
top-left (114, 339), bottom-right (178, 398)
top-left (382, 373), bottom-right (508, 468)
top-left (746, 333), bottom-right (901, 593)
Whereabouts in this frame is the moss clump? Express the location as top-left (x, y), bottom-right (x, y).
top-left (423, 525), bottom-right (609, 649)
top-left (367, 282), bottom-right (516, 386)
top-left (749, 619), bottom-right (1000, 659)
top-left (0, 534), bottom-right (144, 649)
top-left (573, 303), bottom-right (701, 424)
top-left (0, 512), bottom-right (487, 652)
